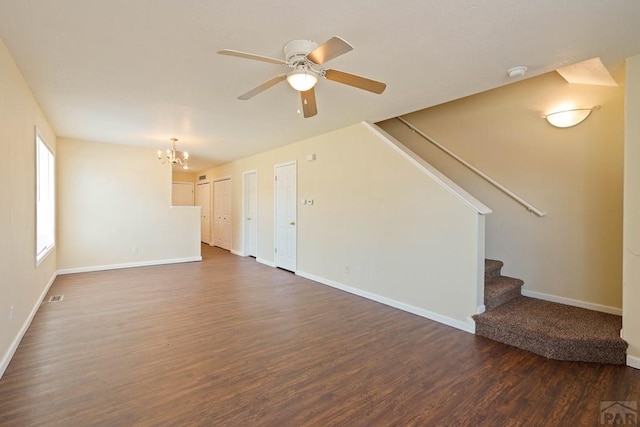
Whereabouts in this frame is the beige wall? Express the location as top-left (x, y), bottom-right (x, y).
top-left (0, 38), bottom-right (57, 373)
top-left (200, 123), bottom-right (486, 329)
top-left (379, 72), bottom-right (625, 312)
top-left (172, 171), bottom-right (196, 182)
top-left (623, 55), bottom-right (640, 366)
top-left (57, 138), bottom-right (201, 271)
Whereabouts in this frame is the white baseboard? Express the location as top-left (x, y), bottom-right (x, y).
top-left (477, 305), bottom-right (486, 314)
top-left (627, 355), bottom-right (640, 370)
top-left (521, 289), bottom-right (622, 316)
top-left (1, 271), bottom-right (57, 379)
top-left (296, 270), bottom-right (476, 334)
top-left (256, 258), bottom-right (276, 268)
top-left (230, 249), bottom-right (245, 257)
top-left (57, 256), bottom-right (202, 275)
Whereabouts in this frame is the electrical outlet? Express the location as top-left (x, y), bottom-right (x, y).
top-left (9, 306), bottom-right (14, 323)
top-left (344, 266), bottom-right (350, 273)
top-left (132, 246), bottom-right (138, 254)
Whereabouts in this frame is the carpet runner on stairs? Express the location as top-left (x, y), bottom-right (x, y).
top-left (473, 259), bottom-right (627, 364)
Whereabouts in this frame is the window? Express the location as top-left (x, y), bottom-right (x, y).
top-left (36, 130), bottom-right (55, 263)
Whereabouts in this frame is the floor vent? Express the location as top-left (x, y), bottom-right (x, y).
top-left (48, 295), bottom-right (64, 303)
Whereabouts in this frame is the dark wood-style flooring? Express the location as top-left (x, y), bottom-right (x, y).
top-left (1, 245), bottom-right (638, 426)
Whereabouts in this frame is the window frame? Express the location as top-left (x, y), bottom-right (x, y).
top-left (35, 127), bottom-right (55, 265)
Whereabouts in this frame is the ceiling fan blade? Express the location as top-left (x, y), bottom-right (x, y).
top-left (238, 75), bottom-right (287, 100)
top-left (217, 49), bottom-right (286, 65)
top-left (324, 69), bottom-right (387, 94)
top-left (306, 36), bottom-right (353, 65)
top-left (300, 88), bottom-right (317, 118)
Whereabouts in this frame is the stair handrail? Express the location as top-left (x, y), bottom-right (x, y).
top-left (396, 116), bottom-right (546, 217)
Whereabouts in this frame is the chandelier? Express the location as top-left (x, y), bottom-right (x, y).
top-left (157, 138), bottom-right (189, 169)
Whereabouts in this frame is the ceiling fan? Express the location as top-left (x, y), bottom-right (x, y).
top-left (217, 36), bottom-right (387, 118)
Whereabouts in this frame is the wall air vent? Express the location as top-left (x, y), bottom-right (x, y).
top-left (199, 175), bottom-right (207, 181)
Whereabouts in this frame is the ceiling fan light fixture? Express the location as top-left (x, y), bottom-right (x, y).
top-left (218, 36), bottom-right (386, 118)
top-left (287, 67), bottom-right (318, 92)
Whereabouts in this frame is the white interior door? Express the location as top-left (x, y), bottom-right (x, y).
top-left (196, 182), bottom-right (211, 244)
top-left (172, 182), bottom-right (194, 206)
top-left (213, 178), bottom-right (232, 250)
top-left (244, 171), bottom-right (258, 257)
top-left (275, 162), bottom-right (296, 271)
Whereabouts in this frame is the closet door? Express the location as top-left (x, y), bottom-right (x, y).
top-left (172, 182), bottom-right (194, 206)
top-left (213, 178), bottom-right (232, 250)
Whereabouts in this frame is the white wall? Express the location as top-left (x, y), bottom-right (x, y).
top-left (56, 138), bottom-right (201, 271)
top-left (200, 123), bottom-right (486, 330)
top-left (623, 54), bottom-right (640, 367)
top-left (0, 38), bottom-right (57, 375)
top-left (379, 71), bottom-right (625, 313)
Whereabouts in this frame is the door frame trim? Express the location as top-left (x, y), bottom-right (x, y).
top-left (196, 180), bottom-right (213, 246)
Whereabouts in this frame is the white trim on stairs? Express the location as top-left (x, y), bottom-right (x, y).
top-left (296, 270), bottom-right (476, 334)
top-left (627, 355), bottom-right (640, 370)
top-left (57, 256), bottom-right (202, 275)
top-left (521, 289), bottom-right (622, 316)
top-left (362, 121), bottom-right (492, 216)
top-left (1, 271), bottom-right (57, 379)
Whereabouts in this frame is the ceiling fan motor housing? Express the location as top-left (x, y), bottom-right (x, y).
top-left (284, 39), bottom-right (318, 65)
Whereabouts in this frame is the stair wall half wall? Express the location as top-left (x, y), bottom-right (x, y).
top-left (378, 70), bottom-right (625, 313)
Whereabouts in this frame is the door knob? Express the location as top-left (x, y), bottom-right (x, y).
top-left (290, 221), bottom-right (296, 226)
top-left (247, 217), bottom-right (251, 220)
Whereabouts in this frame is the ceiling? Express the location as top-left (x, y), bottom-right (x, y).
top-left (1, 1), bottom-right (640, 172)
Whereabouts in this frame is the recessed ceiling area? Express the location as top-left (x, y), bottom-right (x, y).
top-left (556, 57), bottom-right (619, 87)
top-left (0, 0), bottom-right (639, 172)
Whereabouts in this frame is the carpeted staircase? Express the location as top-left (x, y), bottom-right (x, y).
top-left (473, 259), bottom-right (628, 364)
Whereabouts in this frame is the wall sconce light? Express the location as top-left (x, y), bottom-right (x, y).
top-left (544, 106), bottom-right (600, 128)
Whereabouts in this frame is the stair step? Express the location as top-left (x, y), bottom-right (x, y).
top-left (473, 296), bottom-right (627, 364)
top-left (484, 276), bottom-right (524, 310)
top-left (484, 259), bottom-right (503, 280)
